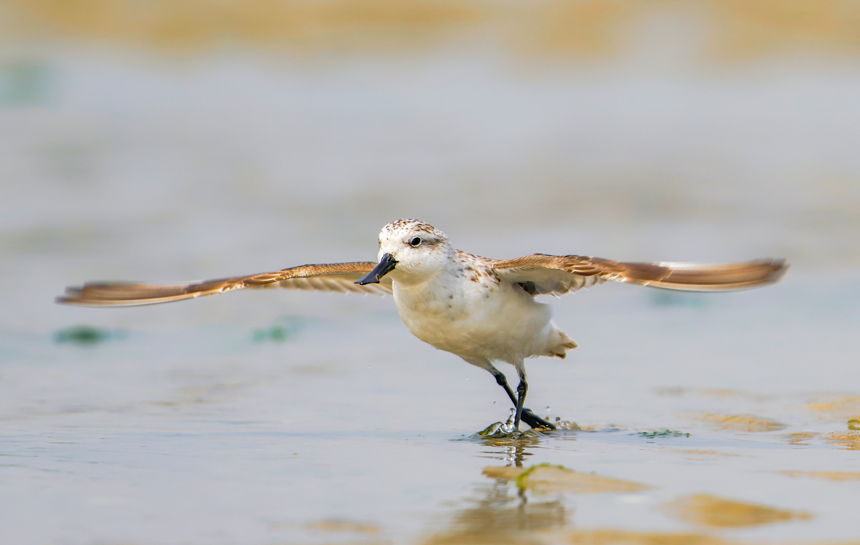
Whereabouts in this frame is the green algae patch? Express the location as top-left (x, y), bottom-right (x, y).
top-left (662, 493), bottom-right (813, 529)
top-left (54, 325), bottom-right (124, 345)
top-left (484, 464), bottom-right (653, 494)
top-left (252, 316), bottom-right (306, 343)
top-left (638, 429), bottom-right (690, 438)
top-left (482, 466), bottom-right (527, 481)
top-left (474, 429), bottom-right (544, 448)
top-left (477, 420), bottom-right (508, 437)
top-left (649, 290), bottom-right (709, 308)
top-left (252, 325), bottom-right (291, 342)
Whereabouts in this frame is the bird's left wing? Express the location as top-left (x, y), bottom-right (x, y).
top-left (57, 262), bottom-right (391, 307)
top-left (493, 254), bottom-right (788, 296)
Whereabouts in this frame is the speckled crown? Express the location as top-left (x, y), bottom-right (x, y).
top-left (380, 219), bottom-right (448, 241)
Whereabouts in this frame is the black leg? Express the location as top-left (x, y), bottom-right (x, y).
top-left (491, 368), bottom-right (518, 406)
top-left (514, 374), bottom-right (527, 431)
top-left (489, 368), bottom-right (556, 430)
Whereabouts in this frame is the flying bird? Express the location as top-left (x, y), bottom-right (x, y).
top-left (58, 219), bottom-right (788, 431)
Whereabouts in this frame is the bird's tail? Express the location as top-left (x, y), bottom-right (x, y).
top-left (546, 327), bottom-right (578, 359)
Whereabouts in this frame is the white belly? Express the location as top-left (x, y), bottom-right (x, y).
top-left (392, 275), bottom-right (553, 364)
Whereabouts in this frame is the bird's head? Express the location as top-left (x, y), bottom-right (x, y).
top-left (356, 219), bottom-right (452, 286)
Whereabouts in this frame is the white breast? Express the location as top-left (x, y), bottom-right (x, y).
top-left (392, 270), bottom-right (554, 364)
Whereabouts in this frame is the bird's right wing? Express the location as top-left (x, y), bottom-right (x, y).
top-left (493, 254), bottom-right (788, 296)
top-left (57, 262), bottom-right (391, 307)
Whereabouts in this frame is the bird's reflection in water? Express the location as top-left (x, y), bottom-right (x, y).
top-left (424, 437), bottom-right (568, 545)
top-left (478, 431), bottom-right (542, 466)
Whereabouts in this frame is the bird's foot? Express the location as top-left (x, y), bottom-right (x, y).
top-left (521, 407), bottom-right (556, 430)
top-left (476, 408), bottom-right (556, 438)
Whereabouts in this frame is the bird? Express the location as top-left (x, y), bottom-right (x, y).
top-left (58, 219), bottom-right (788, 432)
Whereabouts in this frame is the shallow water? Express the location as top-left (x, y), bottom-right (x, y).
top-left (3, 274), bottom-right (860, 543)
top-left (3, 5), bottom-right (860, 543)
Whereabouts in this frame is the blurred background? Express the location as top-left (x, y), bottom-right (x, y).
top-left (2, 2), bottom-right (860, 544)
top-left (2, 0), bottom-right (859, 308)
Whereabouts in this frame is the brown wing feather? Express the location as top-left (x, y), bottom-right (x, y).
top-left (493, 254), bottom-right (788, 296)
top-left (57, 262), bottom-right (391, 307)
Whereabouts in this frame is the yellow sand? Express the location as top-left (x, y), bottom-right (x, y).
top-left (566, 528), bottom-right (860, 545)
top-left (484, 464), bottom-right (653, 494)
top-left (671, 449), bottom-right (742, 458)
top-left (783, 432), bottom-right (818, 445)
top-left (824, 431), bottom-right (860, 450)
top-left (776, 471), bottom-right (860, 482)
top-left (687, 413), bottom-right (786, 432)
top-left (662, 493), bottom-right (813, 528)
top-left (5, 0), bottom-right (860, 57)
top-left (305, 519), bottom-right (380, 534)
top-left (806, 396), bottom-right (860, 421)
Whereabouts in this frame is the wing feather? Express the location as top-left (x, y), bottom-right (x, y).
top-left (493, 254), bottom-right (788, 296)
top-left (57, 262), bottom-right (391, 307)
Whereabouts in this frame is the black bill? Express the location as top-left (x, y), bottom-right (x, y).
top-left (356, 253), bottom-right (397, 285)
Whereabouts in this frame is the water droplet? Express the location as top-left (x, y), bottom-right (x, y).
top-left (500, 408), bottom-right (516, 434)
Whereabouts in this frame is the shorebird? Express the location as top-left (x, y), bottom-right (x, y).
top-left (58, 219), bottom-right (787, 431)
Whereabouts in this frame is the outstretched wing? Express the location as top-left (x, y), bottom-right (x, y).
top-left (57, 262), bottom-right (391, 307)
top-left (493, 254), bottom-right (788, 296)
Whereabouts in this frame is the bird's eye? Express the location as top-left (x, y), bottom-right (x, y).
top-left (410, 237), bottom-right (422, 247)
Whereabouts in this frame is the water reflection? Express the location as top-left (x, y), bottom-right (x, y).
top-left (426, 451), bottom-right (817, 545)
top-left (425, 441), bottom-right (568, 545)
top-left (425, 434), bottom-right (662, 544)
top-left (424, 481), bottom-right (567, 545)
top-left (475, 431), bottom-right (545, 465)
